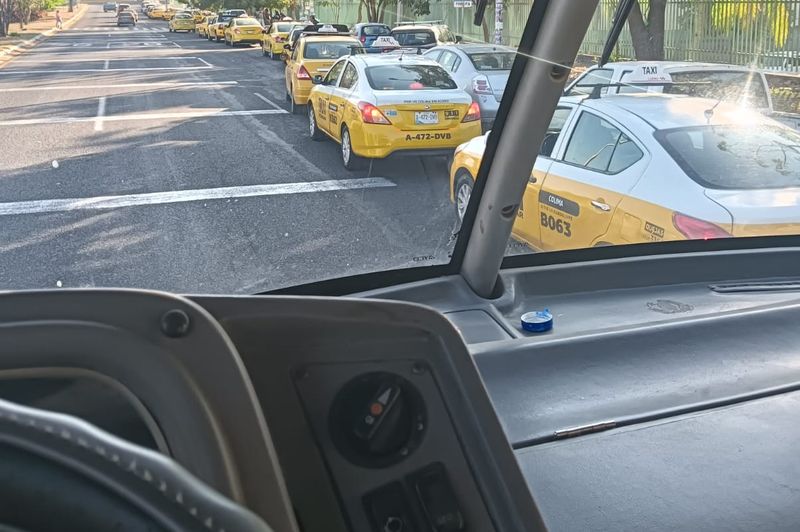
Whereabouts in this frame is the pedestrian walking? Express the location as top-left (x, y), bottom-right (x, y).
top-left (55, 10), bottom-right (63, 29)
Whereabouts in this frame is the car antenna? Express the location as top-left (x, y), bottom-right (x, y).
top-left (704, 95), bottom-right (724, 124)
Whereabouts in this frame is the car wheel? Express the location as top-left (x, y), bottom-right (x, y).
top-left (309, 107), bottom-right (324, 141)
top-left (340, 125), bottom-right (363, 171)
top-left (453, 171), bottom-right (474, 223)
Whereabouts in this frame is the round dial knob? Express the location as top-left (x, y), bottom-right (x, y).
top-left (329, 372), bottom-right (426, 468)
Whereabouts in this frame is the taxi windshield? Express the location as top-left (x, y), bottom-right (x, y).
top-left (1, 1), bottom-right (799, 294)
top-left (365, 64), bottom-right (457, 90)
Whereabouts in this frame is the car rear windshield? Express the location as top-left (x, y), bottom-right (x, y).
top-left (365, 64), bottom-right (457, 90)
top-left (303, 42), bottom-right (355, 60)
top-left (363, 25), bottom-right (390, 36)
top-left (235, 18), bottom-right (259, 25)
top-left (218, 15), bottom-right (233, 22)
top-left (175, 14), bottom-right (192, 19)
top-left (467, 52), bottom-right (515, 71)
top-left (276, 23), bottom-right (293, 32)
top-left (657, 125), bottom-right (800, 189)
top-left (391, 30), bottom-right (435, 46)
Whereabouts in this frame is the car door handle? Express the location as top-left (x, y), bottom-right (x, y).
top-left (591, 200), bottom-right (611, 211)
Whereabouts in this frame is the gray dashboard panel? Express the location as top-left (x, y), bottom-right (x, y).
top-left (516, 392), bottom-right (800, 531)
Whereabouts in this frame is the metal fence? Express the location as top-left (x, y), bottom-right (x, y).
top-left (314, 0), bottom-right (800, 72)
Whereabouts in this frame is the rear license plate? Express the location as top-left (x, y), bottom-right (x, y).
top-left (415, 111), bottom-right (438, 125)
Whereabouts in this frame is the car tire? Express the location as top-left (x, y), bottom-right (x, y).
top-left (340, 125), bottom-right (363, 171)
top-left (453, 171), bottom-right (474, 223)
top-left (309, 107), bottom-right (324, 141)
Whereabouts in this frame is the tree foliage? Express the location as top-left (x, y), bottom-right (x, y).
top-left (711, 0), bottom-right (790, 48)
top-left (355, 0), bottom-right (430, 23)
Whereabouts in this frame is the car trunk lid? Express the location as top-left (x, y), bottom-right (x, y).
top-left (704, 187), bottom-right (800, 236)
top-left (372, 91), bottom-right (473, 131)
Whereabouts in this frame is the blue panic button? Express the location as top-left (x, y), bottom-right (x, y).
top-left (521, 309), bottom-right (553, 333)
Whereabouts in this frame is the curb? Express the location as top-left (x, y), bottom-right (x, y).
top-left (0, 3), bottom-right (88, 59)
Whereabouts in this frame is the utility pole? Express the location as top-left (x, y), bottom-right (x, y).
top-left (493, 0), bottom-right (502, 44)
top-left (68, 0), bottom-right (73, 13)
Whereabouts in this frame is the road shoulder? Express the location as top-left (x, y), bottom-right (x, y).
top-left (0, 3), bottom-right (88, 67)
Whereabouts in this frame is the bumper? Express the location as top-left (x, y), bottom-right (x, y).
top-left (270, 42), bottom-right (286, 54)
top-left (232, 36), bottom-right (261, 44)
top-left (173, 24), bottom-right (194, 30)
top-left (292, 81), bottom-right (312, 104)
top-left (350, 121), bottom-right (483, 159)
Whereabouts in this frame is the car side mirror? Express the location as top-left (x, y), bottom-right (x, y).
top-left (312, 75), bottom-right (324, 85)
top-left (455, 35), bottom-right (463, 43)
top-left (284, 43), bottom-right (291, 50)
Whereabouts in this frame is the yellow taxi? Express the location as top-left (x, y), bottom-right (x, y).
top-left (307, 53), bottom-right (482, 170)
top-left (147, 6), bottom-right (165, 19)
top-left (285, 27), bottom-right (361, 115)
top-left (209, 12), bottom-right (236, 42)
top-left (196, 15), bottom-right (215, 38)
top-left (261, 20), bottom-right (299, 60)
top-left (450, 93), bottom-right (800, 250)
top-left (192, 10), bottom-right (211, 23)
top-left (223, 16), bottom-right (262, 47)
top-left (168, 12), bottom-right (195, 32)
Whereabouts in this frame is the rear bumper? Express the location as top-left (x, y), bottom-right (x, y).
top-left (232, 36), bottom-right (261, 44)
top-left (292, 81), bottom-right (312, 104)
top-left (350, 121), bottom-right (482, 159)
top-left (270, 42), bottom-right (286, 53)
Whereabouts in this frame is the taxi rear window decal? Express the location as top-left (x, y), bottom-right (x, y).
top-left (538, 191), bottom-right (580, 216)
top-left (645, 221), bottom-right (665, 239)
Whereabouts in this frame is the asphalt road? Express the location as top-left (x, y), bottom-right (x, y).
top-left (0, 2), bottom-right (459, 293)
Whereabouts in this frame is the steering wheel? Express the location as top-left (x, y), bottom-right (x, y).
top-left (0, 397), bottom-right (271, 532)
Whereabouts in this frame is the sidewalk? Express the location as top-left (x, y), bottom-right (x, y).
top-left (0, 3), bottom-right (88, 62)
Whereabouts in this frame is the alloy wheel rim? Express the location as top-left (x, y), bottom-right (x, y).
top-left (342, 131), bottom-right (351, 164)
top-left (457, 182), bottom-right (471, 220)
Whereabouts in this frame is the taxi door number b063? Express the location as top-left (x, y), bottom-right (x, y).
top-left (415, 111), bottom-right (438, 125)
top-left (540, 213), bottom-right (572, 237)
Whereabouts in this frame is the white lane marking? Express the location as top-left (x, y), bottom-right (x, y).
top-left (0, 179), bottom-right (396, 216)
top-left (94, 96), bottom-right (107, 131)
top-left (0, 108), bottom-right (288, 126)
top-left (0, 81), bottom-right (239, 92)
top-left (196, 57), bottom-right (212, 67)
top-left (10, 56), bottom-right (201, 63)
top-left (102, 59), bottom-right (109, 70)
top-left (0, 65), bottom-right (212, 74)
top-left (253, 92), bottom-right (284, 111)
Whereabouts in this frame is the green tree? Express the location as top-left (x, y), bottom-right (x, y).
top-left (711, 0), bottom-right (790, 48)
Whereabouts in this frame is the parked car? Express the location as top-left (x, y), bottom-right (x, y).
top-left (390, 21), bottom-right (460, 49)
top-left (103, 2), bottom-right (117, 13)
top-left (425, 43), bottom-right (515, 131)
top-left (117, 10), bottom-right (136, 25)
top-left (350, 23), bottom-right (391, 52)
top-left (566, 61), bottom-right (800, 131)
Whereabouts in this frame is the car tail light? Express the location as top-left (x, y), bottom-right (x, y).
top-left (233, 28), bottom-right (240, 34)
top-left (472, 75), bottom-right (493, 95)
top-left (461, 102), bottom-right (481, 123)
top-left (297, 65), bottom-right (311, 80)
top-left (275, 36), bottom-right (284, 42)
top-left (358, 101), bottom-right (391, 124)
top-left (672, 212), bottom-right (731, 240)
top-left (360, 35), bottom-right (366, 43)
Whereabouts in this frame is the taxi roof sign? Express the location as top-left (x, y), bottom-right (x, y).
top-left (626, 64), bottom-right (673, 84)
top-left (371, 36), bottom-right (400, 47)
top-left (318, 24), bottom-right (338, 33)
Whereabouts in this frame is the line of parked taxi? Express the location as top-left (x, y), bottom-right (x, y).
top-left (142, 5), bottom-right (800, 250)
